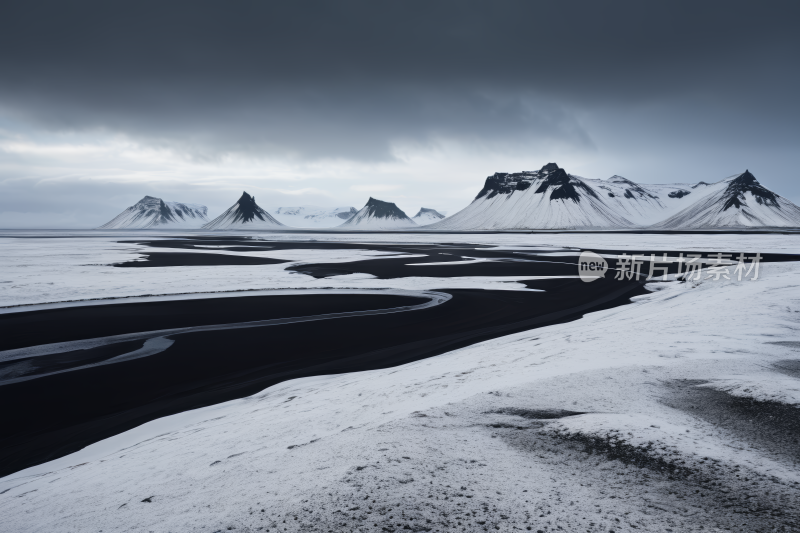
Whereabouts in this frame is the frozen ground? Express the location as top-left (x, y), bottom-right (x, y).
top-left (2, 230), bottom-right (799, 309)
top-left (0, 235), bottom-right (550, 309)
top-left (1, 232), bottom-right (800, 532)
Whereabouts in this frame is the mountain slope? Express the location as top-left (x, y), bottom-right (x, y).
top-left (412, 208), bottom-right (446, 226)
top-left (339, 198), bottom-right (417, 229)
top-left (98, 196), bottom-right (208, 229)
top-left (268, 206), bottom-right (357, 228)
top-left (427, 163), bottom-right (640, 230)
top-left (203, 192), bottom-right (285, 230)
top-left (425, 163), bottom-right (787, 230)
top-left (652, 171), bottom-right (800, 229)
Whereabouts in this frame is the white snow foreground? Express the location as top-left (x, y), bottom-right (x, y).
top-left (3, 264), bottom-right (800, 531)
top-left (0, 238), bottom-right (555, 310)
top-left (98, 196), bottom-right (209, 229)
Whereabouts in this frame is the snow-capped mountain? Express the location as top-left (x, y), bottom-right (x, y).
top-left (412, 208), bottom-right (446, 226)
top-left (427, 163), bottom-right (798, 230)
top-left (202, 192), bottom-right (285, 230)
top-left (338, 197), bottom-right (417, 229)
top-left (98, 196), bottom-right (208, 229)
top-left (652, 171), bottom-right (800, 229)
top-left (267, 206), bottom-right (357, 228)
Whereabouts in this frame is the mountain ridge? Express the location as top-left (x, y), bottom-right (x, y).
top-left (427, 164), bottom-right (800, 230)
top-left (98, 196), bottom-right (208, 229)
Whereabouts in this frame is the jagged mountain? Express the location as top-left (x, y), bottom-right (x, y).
top-left (268, 206), bottom-right (357, 228)
top-left (652, 171), bottom-right (800, 229)
top-left (99, 196), bottom-right (208, 229)
top-left (202, 192), bottom-right (285, 230)
top-left (425, 163), bottom-right (793, 230)
top-left (338, 197), bottom-right (417, 229)
top-left (428, 163), bottom-right (689, 230)
top-left (412, 208), bottom-right (446, 226)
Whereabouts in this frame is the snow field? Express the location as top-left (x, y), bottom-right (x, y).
top-left (2, 248), bottom-right (800, 531)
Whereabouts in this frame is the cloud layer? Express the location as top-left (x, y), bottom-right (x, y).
top-left (0, 1), bottom-right (798, 227)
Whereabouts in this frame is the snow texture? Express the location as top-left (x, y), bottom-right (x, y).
top-left (0, 237), bottom-right (556, 309)
top-left (203, 192), bottom-right (285, 230)
top-left (652, 171), bottom-right (800, 229)
top-left (428, 163), bottom-right (800, 230)
top-left (2, 234), bottom-right (800, 531)
top-left (412, 208), bottom-right (446, 226)
top-left (98, 196), bottom-right (209, 229)
top-left (267, 206), bottom-right (357, 228)
top-left (3, 231), bottom-right (800, 310)
top-left (339, 197), bottom-right (418, 229)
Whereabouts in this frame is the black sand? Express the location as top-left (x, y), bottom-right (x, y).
top-left (5, 237), bottom-right (797, 477)
top-left (0, 279), bottom-right (644, 477)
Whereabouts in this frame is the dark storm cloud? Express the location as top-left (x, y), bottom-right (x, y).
top-left (0, 0), bottom-right (797, 160)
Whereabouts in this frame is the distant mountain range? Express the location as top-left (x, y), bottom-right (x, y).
top-left (413, 208), bottom-right (446, 226)
top-left (97, 166), bottom-right (800, 230)
top-left (267, 206), bottom-right (357, 228)
top-left (98, 196), bottom-right (208, 229)
top-left (338, 197), bottom-right (417, 229)
top-left (429, 164), bottom-right (800, 230)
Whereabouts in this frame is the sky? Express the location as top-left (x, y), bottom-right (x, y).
top-left (0, 1), bottom-right (798, 228)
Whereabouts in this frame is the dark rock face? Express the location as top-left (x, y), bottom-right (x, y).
top-left (336, 208), bottom-right (358, 220)
top-left (474, 163), bottom-right (597, 204)
top-left (534, 166), bottom-right (598, 203)
top-left (157, 199), bottom-right (173, 220)
top-left (475, 172), bottom-right (515, 199)
top-left (360, 197), bottom-right (411, 221)
top-left (230, 192), bottom-right (272, 223)
top-left (668, 190), bottom-right (691, 199)
top-left (722, 171), bottom-right (779, 211)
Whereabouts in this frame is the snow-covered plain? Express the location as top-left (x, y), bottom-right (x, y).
top-left (2, 232), bottom-right (800, 531)
top-left (3, 231), bottom-right (800, 309)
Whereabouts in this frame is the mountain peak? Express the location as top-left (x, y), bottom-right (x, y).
top-left (723, 170), bottom-right (778, 210)
top-left (99, 196), bottom-right (209, 229)
top-left (540, 163), bottom-right (560, 173)
top-left (534, 167), bottom-right (597, 203)
top-left (363, 197), bottom-right (406, 218)
top-left (202, 191), bottom-right (284, 229)
top-left (238, 191), bottom-right (256, 204)
top-left (607, 175), bottom-right (634, 184)
top-left (414, 207), bottom-right (445, 219)
top-left (339, 197), bottom-right (416, 228)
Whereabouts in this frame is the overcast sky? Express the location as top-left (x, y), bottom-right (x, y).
top-left (0, 1), bottom-right (798, 227)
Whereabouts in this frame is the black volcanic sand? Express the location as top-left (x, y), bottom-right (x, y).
top-left (114, 251), bottom-right (287, 267)
top-left (0, 279), bottom-right (646, 477)
top-left (0, 294), bottom-right (424, 352)
top-left (5, 237), bottom-right (798, 477)
top-left (663, 379), bottom-right (800, 464)
top-left (114, 237), bottom-right (800, 270)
